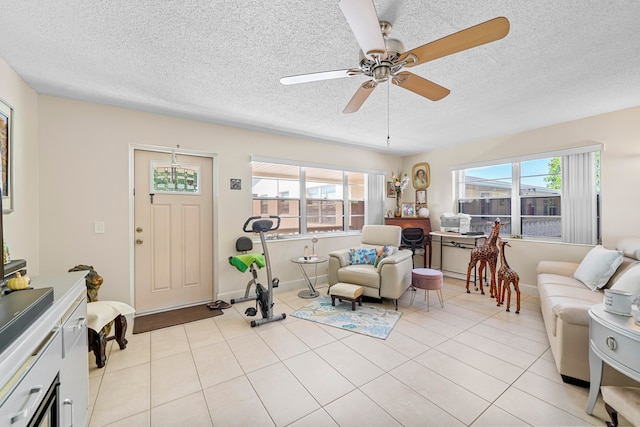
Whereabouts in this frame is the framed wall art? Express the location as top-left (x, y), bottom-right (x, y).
top-left (416, 189), bottom-right (426, 204)
top-left (412, 162), bottom-right (430, 190)
top-left (386, 181), bottom-right (396, 198)
top-left (1, 98), bottom-right (13, 212)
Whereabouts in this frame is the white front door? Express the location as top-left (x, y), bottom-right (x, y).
top-left (133, 149), bottom-right (213, 313)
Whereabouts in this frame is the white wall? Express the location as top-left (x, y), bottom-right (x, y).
top-left (403, 106), bottom-right (640, 287)
top-left (0, 58), bottom-right (40, 273)
top-left (36, 95), bottom-right (402, 304)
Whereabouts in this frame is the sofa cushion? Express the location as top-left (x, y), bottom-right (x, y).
top-left (537, 260), bottom-right (580, 277)
top-left (610, 264), bottom-right (640, 297)
top-left (539, 280), bottom-right (604, 337)
top-left (573, 245), bottom-right (623, 291)
top-left (337, 265), bottom-right (381, 288)
top-left (538, 273), bottom-right (586, 289)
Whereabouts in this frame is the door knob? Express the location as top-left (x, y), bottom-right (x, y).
top-left (136, 239), bottom-right (143, 245)
top-left (136, 227), bottom-right (143, 233)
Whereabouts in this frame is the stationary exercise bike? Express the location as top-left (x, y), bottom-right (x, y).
top-left (229, 215), bottom-right (286, 327)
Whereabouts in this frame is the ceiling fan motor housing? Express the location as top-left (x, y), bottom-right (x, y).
top-left (358, 35), bottom-right (406, 82)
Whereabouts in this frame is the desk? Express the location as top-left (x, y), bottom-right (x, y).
top-left (429, 231), bottom-right (487, 285)
top-left (586, 303), bottom-right (640, 414)
top-left (291, 256), bottom-right (327, 299)
top-left (384, 217), bottom-right (432, 267)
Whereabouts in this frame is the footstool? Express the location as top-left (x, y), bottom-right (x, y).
top-left (411, 268), bottom-right (444, 311)
top-left (86, 301), bottom-right (135, 368)
top-left (330, 282), bottom-right (364, 311)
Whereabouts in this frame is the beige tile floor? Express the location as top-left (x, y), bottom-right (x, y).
top-left (87, 278), bottom-right (629, 426)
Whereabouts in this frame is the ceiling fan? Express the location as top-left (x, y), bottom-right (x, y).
top-left (280, 0), bottom-right (510, 113)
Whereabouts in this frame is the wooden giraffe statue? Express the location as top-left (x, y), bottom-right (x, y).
top-left (496, 238), bottom-right (521, 314)
top-left (465, 218), bottom-right (501, 297)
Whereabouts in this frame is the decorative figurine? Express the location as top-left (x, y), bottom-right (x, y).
top-left (465, 218), bottom-right (501, 298)
top-left (497, 238), bottom-right (521, 313)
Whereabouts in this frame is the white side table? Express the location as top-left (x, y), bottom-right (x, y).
top-left (586, 303), bottom-right (640, 414)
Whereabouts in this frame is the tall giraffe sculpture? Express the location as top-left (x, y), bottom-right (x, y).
top-left (496, 238), bottom-right (521, 313)
top-left (465, 218), bottom-right (501, 297)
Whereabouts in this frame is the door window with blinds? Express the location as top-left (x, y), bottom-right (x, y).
top-left (454, 147), bottom-right (600, 244)
top-left (252, 160), bottom-right (367, 237)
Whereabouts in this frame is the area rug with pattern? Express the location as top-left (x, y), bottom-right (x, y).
top-left (291, 296), bottom-right (401, 339)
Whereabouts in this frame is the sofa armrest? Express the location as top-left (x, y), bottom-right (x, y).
top-left (328, 249), bottom-right (351, 268)
top-left (537, 260), bottom-right (580, 277)
top-left (377, 249), bottom-right (412, 271)
top-left (552, 302), bottom-right (591, 326)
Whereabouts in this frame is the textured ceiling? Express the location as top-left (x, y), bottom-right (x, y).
top-left (1, 1), bottom-right (639, 156)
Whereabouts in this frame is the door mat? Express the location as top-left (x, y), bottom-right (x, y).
top-left (291, 296), bottom-right (401, 339)
top-left (133, 304), bottom-right (223, 334)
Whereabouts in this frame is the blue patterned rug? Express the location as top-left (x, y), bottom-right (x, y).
top-left (291, 296), bottom-right (402, 339)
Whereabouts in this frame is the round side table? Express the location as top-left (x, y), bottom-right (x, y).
top-left (290, 256), bottom-right (327, 298)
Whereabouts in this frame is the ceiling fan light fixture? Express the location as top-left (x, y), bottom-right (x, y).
top-left (373, 65), bottom-right (390, 82)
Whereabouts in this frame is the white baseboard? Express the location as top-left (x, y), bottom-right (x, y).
top-left (217, 275), bottom-right (328, 302)
top-left (441, 271), bottom-right (538, 297)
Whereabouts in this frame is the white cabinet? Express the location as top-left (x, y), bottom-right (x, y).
top-left (59, 294), bottom-right (88, 427)
top-left (586, 303), bottom-right (640, 414)
top-left (0, 272), bottom-right (89, 427)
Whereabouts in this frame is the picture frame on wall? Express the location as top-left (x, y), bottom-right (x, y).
top-left (386, 181), bottom-right (395, 198)
top-left (1, 98), bottom-right (13, 213)
top-left (416, 190), bottom-right (426, 204)
top-left (412, 162), bottom-right (430, 190)
top-left (402, 203), bottom-right (415, 217)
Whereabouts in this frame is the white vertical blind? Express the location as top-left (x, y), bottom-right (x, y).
top-left (367, 173), bottom-right (385, 224)
top-left (562, 152), bottom-right (598, 244)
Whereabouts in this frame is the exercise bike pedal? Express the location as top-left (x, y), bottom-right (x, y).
top-left (245, 307), bottom-right (257, 316)
top-left (272, 277), bottom-right (279, 288)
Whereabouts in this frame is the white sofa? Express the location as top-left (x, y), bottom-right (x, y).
top-left (328, 225), bottom-right (413, 309)
top-left (537, 238), bottom-right (640, 385)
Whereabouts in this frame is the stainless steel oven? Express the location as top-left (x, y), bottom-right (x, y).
top-left (25, 374), bottom-right (59, 427)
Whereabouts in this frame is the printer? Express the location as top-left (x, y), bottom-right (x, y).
top-left (440, 213), bottom-right (472, 234)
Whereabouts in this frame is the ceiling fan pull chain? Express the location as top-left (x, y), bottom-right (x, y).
top-left (387, 79), bottom-right (390, 147)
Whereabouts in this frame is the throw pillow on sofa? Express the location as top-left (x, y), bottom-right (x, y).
top-left (610, 264), bottom-right (640, 297)
top-left (573, 245), bottom-right (624, 291)
top-left (349, 248), bottom-right (378, 265)
top-left (374, 245), bottom-right (395, 267)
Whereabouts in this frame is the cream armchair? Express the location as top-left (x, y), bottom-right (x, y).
top-left (328, 225), bottom-right (413, 309)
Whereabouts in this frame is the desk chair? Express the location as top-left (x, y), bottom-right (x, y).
top-left (401, 227), bottom-right (426, 268)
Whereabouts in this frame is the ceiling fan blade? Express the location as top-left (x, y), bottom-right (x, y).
top-left (343, 80), bottom-right (376, 113)
top-left (393, 72), bottom-right (450, 101)
top-left (280, 69), bottom-right (361, 85)
top-left (399, 17), bottom-right (510, 67)
top-left (339, 0), bottom-right (386, 60)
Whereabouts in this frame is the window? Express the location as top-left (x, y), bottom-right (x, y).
top-left (455, 148), bottom-right (600, 244)
top-left (252, 160), bottom-right (371, 237)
